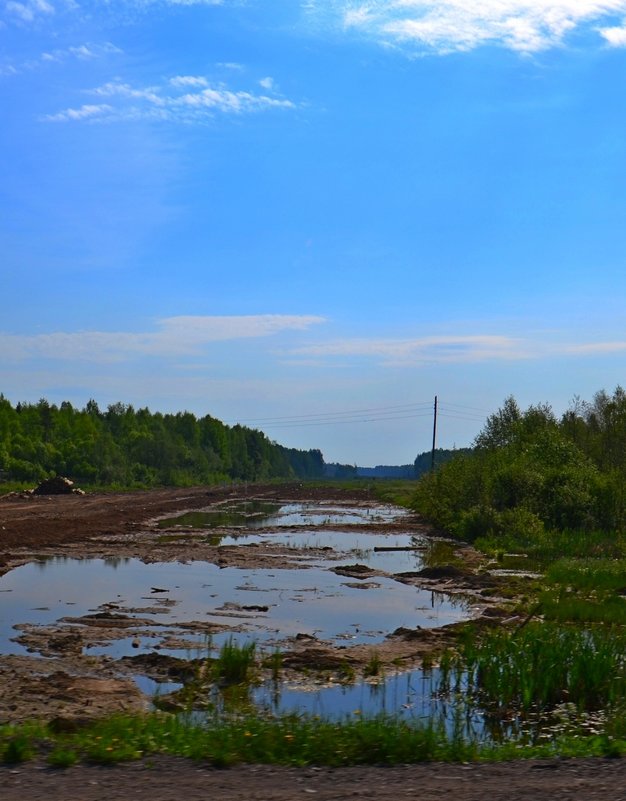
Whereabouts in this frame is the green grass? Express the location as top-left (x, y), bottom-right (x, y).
top-left (531, 557), bottom-right (626, 624)
top-left (475, 528), bottom-right (626, 563)
top-left (2, 712), bottom-right (626, 769)
top-left (0, 481), bottom-right (35, 495)
top-left (539, 591), bottom-right (626, 624)
top-left (372, 481), bottom-right (420, 508)
top-left (546, 558), bottom-right (626, 592)
top-left (363, 651), bottom-right (383, 678)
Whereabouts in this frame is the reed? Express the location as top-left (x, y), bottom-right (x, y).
top-left (212, 638), bottom-right (257, 686)
top-left (457, 623), bottom-right (626, 714)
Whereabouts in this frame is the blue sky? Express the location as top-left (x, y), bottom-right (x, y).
top-left (3, 1), bottom-right (626, 465)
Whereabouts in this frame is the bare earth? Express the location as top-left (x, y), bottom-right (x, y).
top-left (1, 483), bottom-right (624, 799)
top-left (3, 756), bottom-right (626, 801)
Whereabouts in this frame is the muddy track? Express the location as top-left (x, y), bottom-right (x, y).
top-left (1, 483), bottom-right (365, 553)
top-left (2, 483), bottom-right (622, 800)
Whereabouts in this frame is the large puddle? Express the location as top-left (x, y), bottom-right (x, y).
top-left (0, 556), bottom-right (470, 657)
top-left (0, 499), bottom-right (479, 722)
top-left (158, 501), bottom-right (407, 530)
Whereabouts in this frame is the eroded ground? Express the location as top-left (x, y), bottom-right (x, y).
top-left (0, 483), bottom-right (513, 725)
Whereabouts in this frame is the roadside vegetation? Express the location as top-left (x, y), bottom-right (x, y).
top-left (397, 387), bottom-right (626, 757)
top-left (412, 388), bottom-right (626, 557)
top-left (3, 708), bottom-right (626, 769)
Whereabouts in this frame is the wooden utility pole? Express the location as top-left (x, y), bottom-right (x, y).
top-left (431, 395), bottom-right (438, 471)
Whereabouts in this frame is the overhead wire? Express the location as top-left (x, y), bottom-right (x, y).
top-left (259, 412), bottom-right (436, 430)
top-left (224, 400), bottom-right (434, 426)
top-left (438, 401), bottom-right (492, 415)
top-left (224, 398), bottom-right (490, 430)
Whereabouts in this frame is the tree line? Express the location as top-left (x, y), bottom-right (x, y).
top-left (0, 396), bottom-right (325, 487)
top-left (413, 387), bottom-right (626, 548)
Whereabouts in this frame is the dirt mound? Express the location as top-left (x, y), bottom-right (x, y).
top-left (32, 476), bottom-right (85, 495)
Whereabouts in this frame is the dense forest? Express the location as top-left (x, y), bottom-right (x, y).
top-left (413, 387), bottom-right (626, 550)
top-left (0, 396), bottom-right (325, 487)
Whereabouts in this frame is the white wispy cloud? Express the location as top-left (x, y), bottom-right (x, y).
top-left (306, 1), bottom-right (626, 54)
top-left (291, 335), bottom-right (529, 366)
top-left (169, 75), bottom-right (209, 87)
top-left (598, 21), bottom-right (626, 44)
top-left (43, 76), bottom-right (298, 123)
top-left (5, 0), bottom-right (54, 23)
top-left (1, 41), bottom-right (121, 78)
top-left (288, 333), bottom-right (626, 366)
top-left (560, 341), bottom-right (626, 354)
top-left (44, 103), bottom-right (114, 122)
top-left (0, 315), bottom-right (326, 362)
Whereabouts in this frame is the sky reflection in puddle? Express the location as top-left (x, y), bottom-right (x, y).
top-left (184, 668), bottom-right (484, 738)
top-left (254, 668), bottom-right (454, 721)
top-left (159, 502), bottom-right (407, 530)
top-left (189, 529), bottom-right (429, 574)
top-left (0, 557), bottom-right (471, 657)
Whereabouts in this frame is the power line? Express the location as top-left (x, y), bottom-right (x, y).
top-left (261, 411), bottom-right (435, 429)
top-left (225, 400), bottom-right (433, 426)
top-left (439, 412), bottom-right (487, 423)
top-left (438, 401), bottom-right (492, 415)
top-left (224, 398), bottom-right (489, 433)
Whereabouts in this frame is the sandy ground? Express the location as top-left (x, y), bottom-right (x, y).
top-left (2, 482), bottom-right (623, 799)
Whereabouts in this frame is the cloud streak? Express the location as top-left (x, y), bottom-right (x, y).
top-left (7, 321), bottom-right (626, 367)
top-left (306, 1), bottom-right (626, 54)
top-left (5, 0), bottom-right (54, 24)
top-left (1, 41), bottom-right (121, 79)
top-left (0, 315), bottom-right (326, 362)
top-left (289, 334), bottom-right (626, 366)
top-left (43, 76), bottom-right (297, 123)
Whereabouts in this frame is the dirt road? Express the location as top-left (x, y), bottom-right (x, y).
top-left (1, 483), bottom-right (354, 552)
top-left (3, 755), bottom-right (626, 800)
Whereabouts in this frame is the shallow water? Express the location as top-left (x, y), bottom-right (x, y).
top-left (0, 499), bottom-right (480, 722)
top-left (253, 668), bottom-right (448, 720)
top-left (159, 502), bottom-right (407, 530)
top-left (183, 528), bottom-right (429, 573)
top-left (0, 556), bottom-right (472, 658)
top-left (187, 667), bottom-right (486, 739)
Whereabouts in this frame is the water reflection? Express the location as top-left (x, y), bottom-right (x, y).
top-left (182, 666), bottom-right (591, 744)
top-left (159, 502), bottom-right (407, 531)
top-left (179, 666), bottom-right (485, 740)
top-left (0, 557), bottom-right (473, 658)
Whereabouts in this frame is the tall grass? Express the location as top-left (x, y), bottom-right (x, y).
top-left (213, 639), bottom-right (256, 686)
top-left (455, 623), bottom-right (626, 714)
top-left (474, 528), bottom-right (626, 562)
